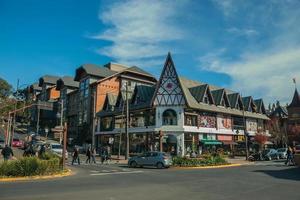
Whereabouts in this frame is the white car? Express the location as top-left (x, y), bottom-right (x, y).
top-left (47, 143), bottom-right (68, 159)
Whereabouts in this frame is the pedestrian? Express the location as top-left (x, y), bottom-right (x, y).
top-left (38, 144), bottom-right (46, 158)
top-left (72, 147), bottom-right (80, 165)
top-left (1, 144), bottom-right (14, 161)
top-left (100, 146), bottom-right (107, 164)
top-left (285, 146), bottom-right (293, 165)
top-left (91, 147), bottom-right (97, 164)
top-left (86, 147), bottom-right (91, 164)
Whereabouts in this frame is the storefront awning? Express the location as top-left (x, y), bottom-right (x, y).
top-left (222, 141), bottom-right (238, 145)
top-left (201, 140), bottom-right (222, 145)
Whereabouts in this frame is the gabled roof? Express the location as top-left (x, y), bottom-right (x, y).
top-left (29, 83), bottom-right (42, 93)
top-left (126, 66), bottom-right (156, 79)
top-left (227, 93), bottom-right (239, 108)
top-left (211, 89), bottom-right (230, 107)
top-left (211, 89), bottom-right (224, 105)
top-left (189, 84), bottom-right (208, 103)
top-left (269, 105), bottom-right (288, 118)
top-left (74, 64), bottom-right (118, 81)
top-left (288, 89), bottom-right (300, 108)
top-left (56, 76), bottom-right (79, 90)
top-left (242, 96), bottom-right (256, 112)
top-left (132, 85), bottom-right (156, 105)
top-left (39, 75), bottom-right (60, 87)
top-left (254, 99), bottom-right (266, 114)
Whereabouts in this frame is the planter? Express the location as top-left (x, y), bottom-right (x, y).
top-left (294, 154), bottom-right (300, 166)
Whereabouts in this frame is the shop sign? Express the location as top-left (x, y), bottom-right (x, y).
top-left (246, 119), bottom-right (257, 131)
top-left (198, 115), bottom-right (216, 128)
top-left (217, 115), bottom-right (232, 129)
top-left (234, 135), bottom-right (245, 142)
top-left (217, 135), bottom-right (232, 141)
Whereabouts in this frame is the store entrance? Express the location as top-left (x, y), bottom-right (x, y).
top-left (162, 134), bottom-right (177, 156)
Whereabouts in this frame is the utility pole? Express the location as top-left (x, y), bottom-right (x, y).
top-left (125, 82), bottom-right (129, 160)
top-left (6, 113), bottom-right (11, 145)
top-left (92, 89), bottom-right (96, 149)
top-left (36, 106), bottom-right (40, 135)
top-left (59, 99), bottom-right (64, 144)
top-left (242, 109), bottom-right (249, 160)
top-left (62, 122), bottom-right (67, 170)
top-left (11, 79), bottom-right (19, 144)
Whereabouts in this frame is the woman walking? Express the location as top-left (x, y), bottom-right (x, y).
top-left (86, 147), bottom-right (91, 164)
top-left (72, 147), bottom-right (80, 165)
top-left (91, 147), bottom-right (97, 164)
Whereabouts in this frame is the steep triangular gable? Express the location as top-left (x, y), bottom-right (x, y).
top-left (204, 85), bottom-right (214, 104)
top-left (152, 53), bottom-right (186, 106)
top-left (243, 96), bottom-right (256, 112)
top-left (222, 91), bottom-right (231, 107)
top-left (237, 95), bottom-right (244, 110)
top-left (103, 95), bottom-right (110, 111)
top-left (288, 89), bottom-right (300, 108)
top-left (211, 89), bottom-right (230, 107)
top-left (254, 99), bottom-right (266, 114)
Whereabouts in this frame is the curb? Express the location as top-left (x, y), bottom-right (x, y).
top-left (0, 169), bottom-right (73, 182)
top-left (171, 163), bottom-right (243, 169)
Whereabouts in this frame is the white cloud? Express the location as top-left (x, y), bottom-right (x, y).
top-left (200, 47), bottom-right (300, 104)
top-left (91, 0), bottom-right (186, 66)
top-left (226, 27), bottom-right (259, 37)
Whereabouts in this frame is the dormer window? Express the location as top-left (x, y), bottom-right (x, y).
top-left (203, 93), bottom-right (209, 104)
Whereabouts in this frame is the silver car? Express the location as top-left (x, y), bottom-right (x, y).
top-left (128, 151), bottom-right (172, 169)
top-left (276, 148), bottom-right (288, 159)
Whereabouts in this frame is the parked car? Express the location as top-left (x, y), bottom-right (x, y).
top-left (46, 143), bottom-right (68, 159)
top-left (128, 151), bottom-right (172, 169)
top-left (295, 145), bottom-right (300, 154)
top-left (12, 138), bottom-right (24, 148)
top-left (0, 138), bottom-right (5, 149)
top-left (262, 149), bottom-right (279, 160)
top-left (276, 148), bottom-right (288, 159)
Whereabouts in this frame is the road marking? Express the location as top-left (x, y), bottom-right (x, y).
top-left (90, 171), bottom-right (143, 176)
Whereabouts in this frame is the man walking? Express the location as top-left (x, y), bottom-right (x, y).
top-left (85, 147), bottom-right (91, 164)
top-left (1, 145), bottom-right (14, 161)
top-left (72, 147), bottom-right (80, 165)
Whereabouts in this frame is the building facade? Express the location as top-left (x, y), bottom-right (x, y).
top-left (97, 53), bottom-right (270, 156)
top-left (287, 89), bottom-right (300, 145)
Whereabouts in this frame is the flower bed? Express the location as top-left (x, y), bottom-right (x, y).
top-left (0, 154), bottom-right (62, 177)
top-left (172, 154), bottom-right (228, 167)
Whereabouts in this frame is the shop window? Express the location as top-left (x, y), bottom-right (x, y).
top-left (162, 109), bottom-right (177, 125)
top-left (185, 115), bottom-right (197, 126)
top-left (100, 117), bottom-right (114, 131)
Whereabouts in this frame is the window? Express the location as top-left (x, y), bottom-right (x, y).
top-left (100, 117), bottom-right (114, 131)
top-left (162, 109), bottom-right (177, 125)
top-left (185, 115), bottom-right (197, 126)
top-left (203, 93), bottom-right (209, 104)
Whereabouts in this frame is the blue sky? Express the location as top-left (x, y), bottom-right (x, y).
top-left (1, 0), bottom-right (300, 104)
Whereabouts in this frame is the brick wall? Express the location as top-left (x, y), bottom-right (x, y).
top-left (95, 77), bottom-right (120, 112)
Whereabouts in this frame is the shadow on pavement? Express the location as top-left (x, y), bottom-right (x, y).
top-left (254, 167), bottom-right (300, 181)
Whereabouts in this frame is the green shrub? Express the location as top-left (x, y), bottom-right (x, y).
top-left (0, 156), bottom-right (62, 177)
top-left (172, 154), bottom-right (228, 167)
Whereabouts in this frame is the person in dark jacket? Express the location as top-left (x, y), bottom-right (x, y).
top-left (72, 147), bottom-right (80, 165)
top-left (85, 147), bottom-right (91, 164)
top-left (1, 145), bottom-right (14, 161)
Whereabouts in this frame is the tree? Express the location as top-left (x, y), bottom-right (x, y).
top-left (254, 133), bottom-right (268, 150)
top-left (0, 77), bottom-right (12, 100)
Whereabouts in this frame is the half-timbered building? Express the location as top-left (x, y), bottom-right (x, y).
top-left (97, 53), bottom-right (269, 156)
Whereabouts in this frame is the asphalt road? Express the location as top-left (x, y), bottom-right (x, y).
top-left (1, 161), bottom-right (300, 200)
